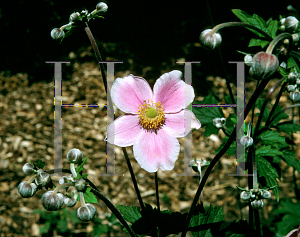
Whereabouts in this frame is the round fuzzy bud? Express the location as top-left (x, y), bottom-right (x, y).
top-left (77, 203), bottom-right (96, 222)
top-left (261, 190), bottom-right (271, 199)
top-left (96, 2), bottom-right (108, 14)
top-left (22, 163), bottom-right (35, 175)
top-left (66, 148), bottom-right (83, 164)
top-left (69, 12), bottom-right (80, 22)
top-left (75, 178), bottom-right (87, 192)
top-left (64, 196), bottom-right (78, 207)
top-left (240, 136), bottom-right (253, 148)
top-left (18, 181), bottom-right (37, 198)
top-left (35, 171), bottom-right (51, 187)
top-left (240, 191), bottom-right (250, 201)
top-left (292, 33), bottom-right (299, 42)
top-left (285, 16), bottom-right (299, 31)
top-left (50, 28), bottom-right (65, 40)
top-left (288, 72), bottom-right (298, 81)
top-left (279, 25), bottom-right (285, 31)
top-left (251, 199), bottom-right (264, 209)
top-left (287, 85), bottom-right (296, 92)
top-left (199, 29), bottom-right (222, 50)
top-left (290, 91), bottom-right (300, 102)
top-left (249, 52), bottom-right (279, 79)
top-left (41, 191), bottom-right (64, 211)
top-left (244, 54), bottom-right (253, 66)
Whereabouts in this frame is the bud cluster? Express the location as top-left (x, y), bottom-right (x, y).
top-left (18, 149), bottom-right (96, 222)
top-left (240, 188), bottom-right (272, 209)
top-left (280, 16), bottom-right (299, 33)
top-left (286, 72), bottom-right (300, 102)
top-left (51, 2), bottom-right (108, 40)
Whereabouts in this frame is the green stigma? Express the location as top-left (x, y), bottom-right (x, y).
top-left (146, 107), bottom-right (157, 118)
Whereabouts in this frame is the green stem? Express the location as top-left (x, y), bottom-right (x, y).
top-left (53, 182), bottom-right (74, 195)
top-left (211, 22), bottom-right (272, 40)
top-left (91, 188), bottom-right (137, 237)
top-left (253, 78), bottom-right (285, 139)
top-left (122, 147), bottom-right (145, 212)
top-left (155, 172), bottom-right (160, 213)
top-left (266, 33), bottom-right (292, 54)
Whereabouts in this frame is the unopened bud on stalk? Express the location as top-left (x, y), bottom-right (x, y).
top-left (199, 29), bottom-right (222, 50)
top-left (240, 191), bottom-right (250, 201)
top-left (64, 191), bottom-right (78, 207)
top-left (67, 148), bottom-right (83, 164)
top-left (287, 85), bottom-right (296, 92)
top-left (290, 91), bottom-right (300, 102)
top-left (18, 181), bottom-right (37, 198)
top-left (249, 52), bottom-right (279, 79)
top-left (59, 176), bottom-right (73, 185)
top-left (96, 2), bottom-right (108, 14)
top-left (213, 118), bottom-right (226, 128)
top-left (285, 16), bottom-right (299, 31)
top-left (35, 171), bottom-right (51, 187)
top-left (280, 18), bottom-right (286, 25)
top-left (240, 136), bottom-right (253, 148)
top-left (41, 191), bottom-right (64, 211)
top-left (288, 72), bottom-right (298, 81)
top-left (69, 12), bottom-right (80, 22)
top-left (261, 190), bottom-right (271, 199)
top-left (244, 54), bottom-right (253, 66)
top-left (292, 33), bottom-right (299, 42)
top-left (75, 178), bottom-right (87, 192)
top-left (22, 163), bottom-right (35, 175)
top-left (77, 203), bottom-right (96, 221)
top-left (50, 28), bottom-right (65, 40)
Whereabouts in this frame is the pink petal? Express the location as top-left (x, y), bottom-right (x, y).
top-left (153, 70), bottom-right (195, 113)
top-left (111, 75), bottom-right (153, 113)
top-left (133, 129), bottom-right (180, 172)
top-left (106, 114), bottom-right (143, 147)
top-left (163, 110), bottom-right (201, 138)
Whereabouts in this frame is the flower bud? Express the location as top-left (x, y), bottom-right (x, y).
top-left (18, 181), bottom-right (37, 198)
top-left (244, 54), bottom-right (253, 66)
top-left (50, 28), bottom-right (65, 40)
top-left (279, 25), bottom-right (285, 31)
top-left (35, 171), bottom-right (51, 187)
top-left (280, 18), bottom-right (286, 25)
top-left (59, 176), bottom-right (73, 185)
top-left (288, 72), bottom-right (297, 81)
top-left (96, 2), bottom-right (108, 14)
top-left (77, 203), bottom-right (96, 221)
top-left (290, 91), bottom-right (300, 102)
top-left (287, 85), bottom-right (296, 92)
top-left (22, 163), bottom-right (35, 175)
top-left (240, 191), bottom-right (250, 201)
top-left (199, 29), bottom-right (222, 50)
top-left (66, 148), bottom-right (83, 164)
top-left (285, 16), bottom-right (299, 31)
top-left (213, 118), bottom-right (226, 129)
top-left (261, 190), bottom-right (271, 199)
top-left (69, 12), bottom-right (80, 22)
top-left (297, 78), bottom-right (300, 84)
top-left (240, 136), bottom-right (253, 148)
top-left (75, 178), bottom-right (87, 192)
top-left (251, 199), bottom-right (264, 209)
top-left (249, 52), bottom-right (279, 79)
top-left (292, 33), bottom-right (299, 42)
top-left (64, 192), bottom-right (78, 207)
top-left (41, 191), bottom-right (64, 211)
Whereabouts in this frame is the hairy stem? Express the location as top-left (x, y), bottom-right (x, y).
top-left (53, 182), bottom-right (74, 195)
top-left (266, 33), bottom-right (292, 54)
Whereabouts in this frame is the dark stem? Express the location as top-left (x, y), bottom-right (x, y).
top-left (84, 22), bottom-right (145, 212)
top-left (122, 147), bottom-right (145, 212)
top-left (265, 81), bottom-right (288, 126)
top-left (155, 172), bottom-right (160, 213)
top-left (181, 76), bottom-right (270, 237)
top-left (91, 188), bottom-right (137, 237)
top-left (253, 78), bottom-right (285, 139)
top-left (254, 209), bottom-right (261, 236)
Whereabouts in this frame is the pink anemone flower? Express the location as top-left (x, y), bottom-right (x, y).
top-left (105, 70), bottom-right (201, 173)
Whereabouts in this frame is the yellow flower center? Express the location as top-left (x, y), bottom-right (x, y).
top-left (137, 99), bottom-right (165, 131)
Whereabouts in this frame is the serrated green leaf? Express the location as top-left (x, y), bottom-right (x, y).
top-left (93, 225), bottom-right (110, 237)
top-left (214, 137), bottom-right (236, 157)
top-left (189, 205), bottom-right (225, 237)
top-left (226, 113), bottom-right (237, 130)
top-left (287, 57), bottom-right (300, 72)
top-left (278, 66), bottom-right (289, 78)
top-left (257, 156), bottom-right (280, 201)
top-left (116, 205), bottom-right (142, 223)
top-left (267, 20), bottom-right (278, 38)
top-left (258, 130), bottom-right (288, 147)
top-left (39, 222), bottom-right (51, 234)
top-left (280, 149), bottom-right (300, 174)
top-left (248, 38), bottom-right (270, 48)
top-left (276, 122), bottom-right (300, 134)
top-left (203, 123), bottom-right (219, 137)
top-left (231, 9), bottom-right (272, 38)
top-left (77, 187), bottom-right (98, 204)
top-left (256, 145), bottom-right (283, 157)
top-left (75, 156), bottom-right (89, 178)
